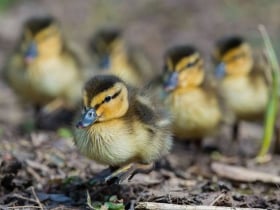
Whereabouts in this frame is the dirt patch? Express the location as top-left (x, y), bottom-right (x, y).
top-left (0, 127), bottom-right (279, 209)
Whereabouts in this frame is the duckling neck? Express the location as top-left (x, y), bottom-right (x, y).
top-left (176, 84), bottom-right (201, 91)
top-left (226, 69), bottom-right (251, 78)
top-left (110, 50), bottom-right (129, 69)
top-left (33, 50), bottom-right (64, 63)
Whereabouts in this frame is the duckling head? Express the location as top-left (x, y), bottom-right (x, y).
top-left (89, 28), bottom-right (125, 70)
top-left (163, 45), bottom-right (205, 91)
top-left (214, 36), bottom-right (253, 78)
top-left (76, 75), bottom-right (129, 128)
top-left (21, 16), bottom-right (63, 64)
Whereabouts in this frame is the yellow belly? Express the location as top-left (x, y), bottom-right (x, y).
top-left (74, 118), bottom-right (171, 166)
top-left (165, 88), bottom-right (221, 139)
top-left (221, 76), bottom-right (268, 120)
top-left (6, 53), bottom-right (82, 106)
top-left (29, 58), bottom-right (80, 97)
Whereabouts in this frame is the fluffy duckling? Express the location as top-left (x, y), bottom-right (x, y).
top-left (74, 75), bottom-right (172, 184)
top-left (3, 16), bottom-right (83, 120)
top-left (213, 36), bottom-right (270, 139)
top-left (162, 45), bottom-right (222, 144)
top-left (89, 28), bottom-right (153, 87)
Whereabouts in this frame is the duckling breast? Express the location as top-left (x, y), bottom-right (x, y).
top-left (165, 88), bottom-right (221, 139)
top-left (221, 76), bottom-right (268, 120)
top-left (27, 57), bottom-right (80, 98)
top-left (74, 119), bottom-right (139, 166)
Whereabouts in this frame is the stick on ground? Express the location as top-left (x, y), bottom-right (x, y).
top-left (211, 162), bottom-right (280, 184)
top-left (135, 202), bottom-right (265, 210)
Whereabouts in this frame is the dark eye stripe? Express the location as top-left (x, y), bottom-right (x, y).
top-left (178, 57), bottom-right (201, 72)
top-left (187, 57), bottom-right (200, 68)
top-left (111, 89), bottom-right (122, 99)
top-left (94, 103), bottom-right (101, 110)
top-left (227, 52), bottom-right (245, 62)
top-left (93, 89), bottom-right (122, 110)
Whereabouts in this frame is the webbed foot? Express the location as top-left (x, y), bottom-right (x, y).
top-left (104, 163), bottom-right (154, 184)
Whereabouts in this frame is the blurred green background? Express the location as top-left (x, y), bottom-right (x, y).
top-left (0, 0), bottom-right (279, 70)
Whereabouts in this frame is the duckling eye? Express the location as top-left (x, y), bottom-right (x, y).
top-left (185, 58), bottom-right (200, 69)
top-left (104, 96), bottom-right (112, 103)
top-left (229, 52), bottom-right (246, 62)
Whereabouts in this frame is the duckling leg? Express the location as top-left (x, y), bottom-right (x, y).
top-left (42, 98), bottom-right (65, 114)
top-left (36, 106), bottom-right (76, 130)
top-left (274, 124), bottom-right (280, 154)
top-left (88, 166), bottom-right (118, 185)
top-left (127, 163), bottom-right (154, 181)
top-left (274, 136), bottom-right (280, 154)
top-left (104, 163), bottom-right (135, 184)
top-left (104, 163), bottom-right (154, 184)
top-left (232, 122), bottom-right (239, 141)
top-left (191, 138), bottom-right (202, 150)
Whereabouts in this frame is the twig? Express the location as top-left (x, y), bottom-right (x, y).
top-left (135, 202), bottom-right (265, 210)
top-left (211, 162), bottom-right (280, 184)
top-left (11, 193), bottom-right (38, 204)
top-left (31, 187), bottom-right (44, 210)
top-left (209, 192), bottom-right (226, 206)
top-left (5, 206), bottom-right (42, 209)
top-left (26, 159), bottom-right (50, 173)
top-left (129, 200), bottom-right (136, 210)
top-left (86, 190), bottom-right (95, 210)
top-left (26, 166), bottom-right (44, 183)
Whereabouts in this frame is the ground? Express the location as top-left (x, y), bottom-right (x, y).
top-left (0, 0), bottom-right (280, 209)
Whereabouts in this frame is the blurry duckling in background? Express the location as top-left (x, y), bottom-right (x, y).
top-left (213, 36), bottom-right (270, 140)
top-left (3, 16), bottom-right (84, 129)
top-left (89, 28), bottom-right (154, 87)
top-left (162, 45), bottom-right (222, 146)
top-left (74, 75), bottom-right (172, 184)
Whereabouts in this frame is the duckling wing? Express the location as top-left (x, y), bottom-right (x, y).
top-left (143, 74), bottom-right (167, 101)
top-left (132, 94), bottom-right (172, 160)
top-left (128, 47), bottom-right (155, 82)
top-left (134, 92), bottom-right (171, 129)
top-left (2, 38), bottom-right (23, 84)
top-left (2, 53), bottom-right (27, 96)
top-left (134, 97), bottom-right (157, 125)
top-left (65, 41), bottom-right (93, 76)
top-left (251, 50), bottom-right (272, 85)
top-left (202, 75), bottom-right (235, 125)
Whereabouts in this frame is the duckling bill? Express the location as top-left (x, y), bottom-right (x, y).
top-left (74, 75), bottom-right (172, 184)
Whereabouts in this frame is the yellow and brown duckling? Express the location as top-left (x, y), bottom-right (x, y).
top-left (213, 36), bottom-right (270, 140)
top-left (89, 28), bottom-right (154, 87)
top-left (74, 74), bottom-right (172, 184)
top-left (162, 45), bottom-right (222, 144)
top-left (3, 16), bottom-right (84, 129)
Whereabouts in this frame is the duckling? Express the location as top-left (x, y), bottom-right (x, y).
top-left (213, 36), bottom-right (270, 140)
top-left (74, 75), bottom-right (172, 184)
top-left (3, 16), bottom-right (84, 128)
top-left (89, 28), bottom-right (154, 87)
top-left (162, 45), bottom-right (222, 145)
